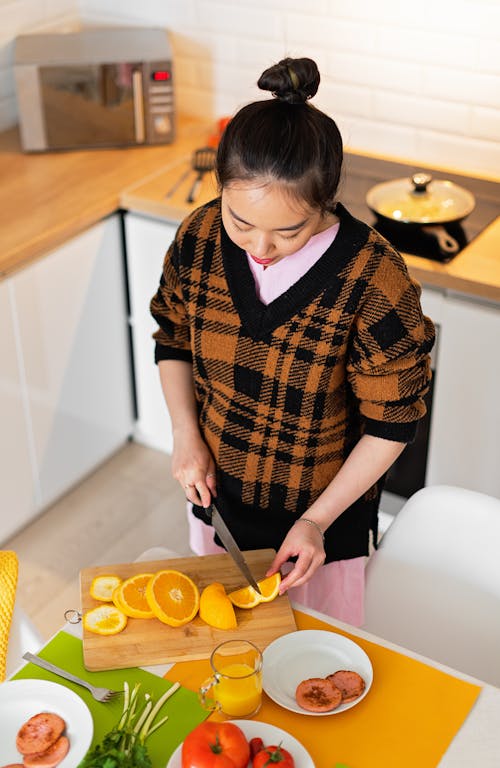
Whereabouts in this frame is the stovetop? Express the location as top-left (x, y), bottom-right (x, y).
top-left (340, 153), bottom-right (500, 262)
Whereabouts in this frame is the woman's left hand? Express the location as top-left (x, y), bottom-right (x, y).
top-left (267, 519), bottom-right (326, 593)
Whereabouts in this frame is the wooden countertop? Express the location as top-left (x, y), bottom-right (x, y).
top-left (0, 117), bottom-right (211, 277)
top-left (1, 119), bottom-right (500, 303)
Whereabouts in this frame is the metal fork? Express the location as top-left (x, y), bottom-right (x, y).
top-left (23, 652), bottom-right (122, 703)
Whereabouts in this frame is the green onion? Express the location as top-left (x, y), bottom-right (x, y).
top-left (77, 680), bottom-right (180, 768)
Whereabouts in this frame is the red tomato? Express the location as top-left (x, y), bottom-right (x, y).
top-left (252, 745), bottom-right (295, 767)
top-left (182, 721), bottom-right (250, 768)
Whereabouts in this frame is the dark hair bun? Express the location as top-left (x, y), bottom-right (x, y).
top-left (257, 57), bottom-right (320, 104)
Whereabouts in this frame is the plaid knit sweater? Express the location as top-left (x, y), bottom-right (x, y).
top-left (151, 200), bottom-right (435, 562)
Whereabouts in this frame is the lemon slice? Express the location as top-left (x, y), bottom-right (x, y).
top-left (89, 574), bottom-right (122, 602)
top-left (83, 604), bottom-right (127, 635)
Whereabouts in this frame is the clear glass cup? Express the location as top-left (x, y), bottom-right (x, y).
top-left (199, 639), bottom-right (263, 718)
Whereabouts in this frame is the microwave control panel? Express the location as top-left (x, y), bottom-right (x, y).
top-left (144, 60), bottom-right (175, 143)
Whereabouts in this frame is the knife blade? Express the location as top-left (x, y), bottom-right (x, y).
top-left (205, 502), bottom-right (262, 594)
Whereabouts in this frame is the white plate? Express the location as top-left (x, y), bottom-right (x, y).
top-left (263, 629), bottom-right (373, 715)
top-left (166, 719), bottom-right (314, 768)
top-left (0, 679), bottom-right (93, 767)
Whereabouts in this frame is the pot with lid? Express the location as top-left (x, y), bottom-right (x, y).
top-left (366, 172), bottom-right (476, 257)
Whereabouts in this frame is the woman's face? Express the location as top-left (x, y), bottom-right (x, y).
top-left (221, 180), bottom-right (336, 268)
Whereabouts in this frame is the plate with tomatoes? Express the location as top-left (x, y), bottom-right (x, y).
top-left (262, 629), bottom-right (373, 715)
top-left (166, 719), bottom-right (314, 768)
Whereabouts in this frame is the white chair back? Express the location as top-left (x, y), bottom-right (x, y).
top-left (364, 485), bottom-right (500, 686)
top-left (6, 603), bottom-right (43, 678)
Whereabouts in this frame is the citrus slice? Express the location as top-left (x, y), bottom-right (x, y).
top-left (228, 584), bottom-right (260, 609)
top-left (83, 604), bottom-right (127, 635)
top-left (256, 572), bottom-right (281, 602)
top-left (116, 572), bottom-right (154, 619)
top-left (112, 585), bottom-right (127, 613)
top-left (89, 574), bottom-right (122, 602)
top-left (199, 582), bottom-right (237, 630)
top-left (146, 569), bottom-right (200, 627)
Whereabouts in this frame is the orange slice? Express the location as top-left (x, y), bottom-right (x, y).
top-left (199, 582), bottom-right (237, 630)
top-left (116, 572), bottom-right (154, 619)
top-left (83, 604), bottom-right (127, 635)
top-left (89, 574), bottom-right (122, 602)
top-left (112, 585), bottom-right (128, 613)
top-left (228, 572), bottom-right (281, 609)
top-left (256, 572), bottom-right (281, 602)
top-left (146, 569), bottom-right (200, 627)
top-left (228, 584), bottom-right (261, 609)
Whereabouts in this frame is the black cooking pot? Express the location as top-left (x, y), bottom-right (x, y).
top-left (366, 172), bottom-right (475, 257)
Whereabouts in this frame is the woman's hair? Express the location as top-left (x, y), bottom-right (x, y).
top-left (216, 57), bottom-right (343, 214)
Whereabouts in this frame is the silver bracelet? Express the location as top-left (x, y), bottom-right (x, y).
top-left (296, 517), bottom-right (325, 542)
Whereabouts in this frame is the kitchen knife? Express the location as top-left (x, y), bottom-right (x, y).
top-left (205, 502), bottom-right (262, 594)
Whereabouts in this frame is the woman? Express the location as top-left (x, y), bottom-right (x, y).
top-left (150, 57), bottom-right (435, 624)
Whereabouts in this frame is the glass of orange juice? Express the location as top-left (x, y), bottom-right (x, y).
top-left (200, 639), bottom-right (263, 718)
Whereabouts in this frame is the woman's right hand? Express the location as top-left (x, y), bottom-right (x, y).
top-left (171, 425), bottom-right (217, 508)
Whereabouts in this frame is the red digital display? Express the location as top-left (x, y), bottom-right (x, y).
top-left (152, 70), bottom-right (171, 81)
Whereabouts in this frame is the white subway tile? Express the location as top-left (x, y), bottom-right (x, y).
top-left (228, 37), bottom-right (286, 68)
top-left (373, 92), bottom-right (471, 137)
top-left (327, 51), bottom-right (420, 94)
top-left (0, 0), bottom-right (48, 37)
top-left (317, 80), bottom-right (372, 118)
top-left (286, 13), bottom-right (375, 54)
top-left (417, 130), bottom-right (500, 177)
top-left (340, 115), bottom-right (418, 160)
top-left (197, 3), bottom-right (284, 42)
top-left (241, 0), bottom-right (328, 10)
top-left (327, 0), bottom-right (428, 26)
top-left (422, 67), bottom-right (500, 109)
top-left (81, 0), bottom-right (196, 26)
top-left (478, 37), bottom-right (500, 75)
top-left (374, 26), bottom-right (478, 70)
top-left (471, 106), bottom-right (500, 144)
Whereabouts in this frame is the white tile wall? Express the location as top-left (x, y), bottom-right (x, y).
top-left (1, 0), bottom-right (499, 178)
top-left (0, 0), bottom-right (80, 131)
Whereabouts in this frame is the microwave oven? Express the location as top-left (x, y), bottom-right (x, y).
top-left (14, 27), bottom-right (175, 152)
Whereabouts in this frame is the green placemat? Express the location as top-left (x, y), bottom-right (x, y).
top-left (13, 630), bottom-right (209, 766)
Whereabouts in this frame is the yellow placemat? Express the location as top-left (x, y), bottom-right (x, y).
top-left (164, 609), bottom-right (482, 768)
top-left (0, 550), bottom-right (18, 682)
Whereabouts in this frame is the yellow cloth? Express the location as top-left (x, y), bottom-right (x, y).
top-left (165, 609), bottom-right (481, 768)
top-left (0, 550), bottom-right (18, 681)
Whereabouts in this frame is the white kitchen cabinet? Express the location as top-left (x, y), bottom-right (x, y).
top-left (425, 292), bottom-right (500, 498)
top-left (0, 281), bottom-right (38, 541)
top-left (10, 215), bottom-right (134, 510)
top-left (125, 213), bottom-right (177, 453)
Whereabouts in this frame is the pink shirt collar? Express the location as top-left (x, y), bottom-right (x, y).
top-left (246, 221), bottom-right (340, 306)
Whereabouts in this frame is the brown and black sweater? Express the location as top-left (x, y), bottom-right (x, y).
top-left (150, 199), bottom-right (435, 562)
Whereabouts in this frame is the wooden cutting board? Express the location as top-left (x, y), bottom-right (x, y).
top-left (80, 550), bottom-right (297, 671)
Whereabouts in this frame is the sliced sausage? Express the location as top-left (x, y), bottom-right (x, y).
top-left (295, 677), bottom-right (343, 712)
top-left (23, 736), bottom-right (69, 768)
top-left (327, 670), bottom-right (366, 703)
top-left (16, 714), bottom-right (66, 756)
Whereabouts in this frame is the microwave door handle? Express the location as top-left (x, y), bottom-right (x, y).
top-left (132, 70), bottom-right (145, 143)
